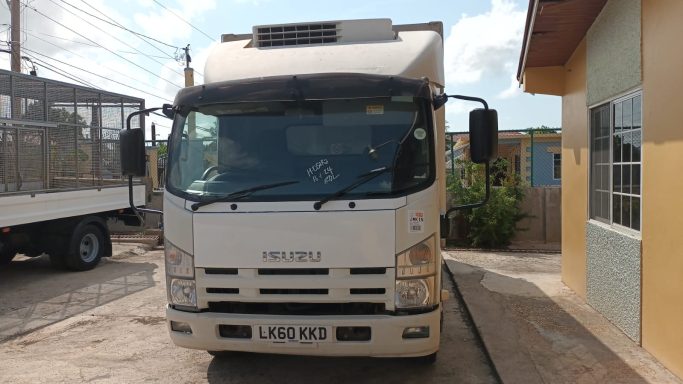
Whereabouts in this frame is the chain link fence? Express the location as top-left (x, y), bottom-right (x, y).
top-left (0, 69), bottom-right (144, 195)
top-left (446, 128), bottom-right (562, 187)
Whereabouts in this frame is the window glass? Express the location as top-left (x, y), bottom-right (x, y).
top-left (167, 98), bottom-right (433, 201)
top-left (553, 153), bottom-right (561, 179)
top-left (589, 92), bottom-right (642, 231)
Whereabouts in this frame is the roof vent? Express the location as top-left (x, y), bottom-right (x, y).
top-left (255, 23), bottom-right (339, 47)
top-left (252, 19), bottom-right (395, 48)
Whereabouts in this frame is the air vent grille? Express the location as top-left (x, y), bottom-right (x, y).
top-left (255, 23), bottom-right (339, 47)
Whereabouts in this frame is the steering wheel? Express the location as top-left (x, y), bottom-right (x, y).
top-left (201, 166), bottom-right (219, 180)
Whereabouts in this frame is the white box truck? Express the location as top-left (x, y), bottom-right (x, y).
top-left (0, 70), bottom-right (145, 270)
top-left (120, 19), bottom-right (497, 361)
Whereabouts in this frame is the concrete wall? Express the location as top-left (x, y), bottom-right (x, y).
top-left (447, 187), bottom-right (561, 246)
top-left (586, 0), bottom-right (642, 105)
top-left (560, 39), bottom-right (589, 299)
top-left (513, 187), bottom-right (561, 245)
top-left (641, 0), bottom-right (683, 377)
top-left (586, 222), bottom-right (642, 342)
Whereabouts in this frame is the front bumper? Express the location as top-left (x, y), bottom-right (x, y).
top-left (166, 306), bottom-right (440, 357)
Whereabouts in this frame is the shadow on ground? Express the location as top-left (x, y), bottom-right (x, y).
top-left (446, 257), bottom-right (666, 384)
top-left (0, 255), bottom-right (157, 342)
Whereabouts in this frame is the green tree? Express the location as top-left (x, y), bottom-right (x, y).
top-left (448, 158), bottom-right (526, 248)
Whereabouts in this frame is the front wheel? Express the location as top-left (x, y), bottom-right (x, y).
top-left (65, 224), bottom-right (105, 271)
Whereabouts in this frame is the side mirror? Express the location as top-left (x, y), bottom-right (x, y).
top-left (162, 103), bottom-right (175, 119)
top-left (469, 108), bottom-right (498, 164)
top-left (120, 128), bottom-right (146, 177)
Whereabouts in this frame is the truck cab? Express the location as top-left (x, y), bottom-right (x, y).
top-left (121, 18), bottom-right (497, 361)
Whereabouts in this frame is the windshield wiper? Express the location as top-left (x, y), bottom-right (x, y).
top-left (190, 180), bottom-right (300, 211)
top-left (313, 166), bottom-right (392, 210)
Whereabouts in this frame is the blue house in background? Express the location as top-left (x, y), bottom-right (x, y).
top-left (446, 131), bottom-right (562, 187)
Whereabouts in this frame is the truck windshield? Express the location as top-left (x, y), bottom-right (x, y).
top-left (166, 97), bottom-right (434, 202)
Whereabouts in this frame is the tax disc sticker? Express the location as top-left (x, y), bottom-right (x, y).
top-left (414, 128), bottom-right (427, 140)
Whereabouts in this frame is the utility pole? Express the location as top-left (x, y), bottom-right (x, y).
top-left (10, 0), bottom-right (21, 72)
top-left (151, 122), bottom-right (156, 147)
top-left (183, 44), bottom-right (196, 138)
top-left (183, 44), bottom-right (194, 87)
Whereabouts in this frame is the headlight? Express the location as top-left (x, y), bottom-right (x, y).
top-left (395, 236), bottom-right (438, 309)
top-left (170, 278), bottom-right (197, 307)
top-left (396, 235), bottom-right (436, 279)
top-left (165, 240), bottom-right (194, 278)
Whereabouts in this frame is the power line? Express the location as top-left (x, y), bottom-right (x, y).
top-left (151, 0), bottom-right (214, 42)
top-left (70, 0), bottom-right (181, 63)
top-left (21, 29), bottom-right (175, 58)
top-left (24, 53), bottom-right (102, 88)
top-left (23, 29), bottom-right (175, 97)
top-left (22, 47), bottom-right (174, 103)
top-left (46, 0), bottom-right (185, 78)
top-left (68, 0), bottom-right (180, 50)
top-left (23, 2), bottom-right (182, 90)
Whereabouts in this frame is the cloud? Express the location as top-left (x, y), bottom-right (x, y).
top-left (133, 0), bottom-right (217, 43)
top-left (497, 63), bottom-right (523, 99)
top-left (0, 0), bottom-right (219, 137)
top-left (444, 0), bottom-right (526, 89)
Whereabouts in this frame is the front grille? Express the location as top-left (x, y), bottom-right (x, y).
top-left (207, 301), bottom-right (385, 316)
top-left (205, 268), bottom-right (238, 275)
top-left (350, 288), bottom-right (386, 295)
top-left (258, 268), bottom-right (329, 276)
top-left (260, 288), bottom-right (328, 295)
top-left (197, 267), bottom-right (395, 311)
top-left (350, 267), bottom-right (387, 275)
top-left (207, 288), bottom-right (238, 294)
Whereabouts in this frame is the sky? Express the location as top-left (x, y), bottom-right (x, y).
top-left (0, 0), bottom-right (561, 138)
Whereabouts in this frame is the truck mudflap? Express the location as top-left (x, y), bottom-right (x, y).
top-left (165, 306), bottom-right (440, 357)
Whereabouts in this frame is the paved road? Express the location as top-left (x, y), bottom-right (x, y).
top-left (0, 247), bottom-right (496, 384)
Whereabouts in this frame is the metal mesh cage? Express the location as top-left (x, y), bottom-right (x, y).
top-left (0, 69), bottom-right (145, 195)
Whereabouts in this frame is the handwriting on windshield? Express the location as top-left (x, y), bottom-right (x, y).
top-left (306, 159), bottom-right (340, 184)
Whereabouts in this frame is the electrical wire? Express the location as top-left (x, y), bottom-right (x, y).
top-left (68, 0), bottom-right (182, 63)
top-left (69, 0), bottom-right (180, 50)
top-left (22, 47), bottom-right (174, 103)
top-left (23, 29), bottom-right (175, 97)
top-left (23, 2), bottom-right (182, 89)
top-left (21, 29), bottom-right (172, 58)
top-left (46, 0), bottom-right (185, 78)
top-left (151, 0), bottom-right (214, 42)
top-left (23, 52), bottom-right (102, 88)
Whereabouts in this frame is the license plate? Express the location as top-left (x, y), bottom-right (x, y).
top-left (256, 325), bottom-right (332, 343)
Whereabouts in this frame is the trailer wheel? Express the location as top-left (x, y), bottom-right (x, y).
top-left (65, 224), bottom-right (105, 271)
top-left (0, 243), bottom-right (16, 266)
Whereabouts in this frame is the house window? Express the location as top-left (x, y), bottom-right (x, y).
top-left (589, 92), bottom-right (642, 230)
top-left (553, 153), bottom-right (561, 179)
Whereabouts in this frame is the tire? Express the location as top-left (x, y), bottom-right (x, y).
top-left (0, 243), bottom-right (16, 266)
top-left (65, 224), bottom-right (105, 271)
